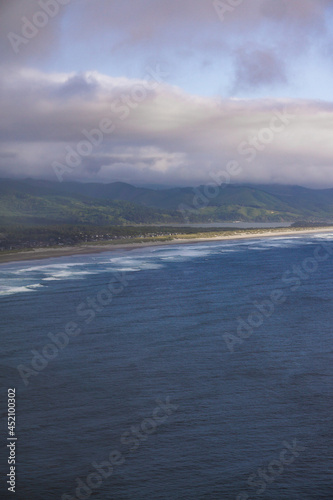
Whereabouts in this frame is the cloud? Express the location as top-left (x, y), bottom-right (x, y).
top-left (0, 151), bottom-right (17, 159)
top-left (1, 68), bottom-right (333, 187)
top-left (231, 48), bottom-right (287, 93)
top-left (54, 74), bottom-right (99, 99)
top-left (1, 1), bottom-right (333, 187)
top-left (1, 0), bottom-right (332, 94)
top-left (0, 0), bottom-right (69, 64)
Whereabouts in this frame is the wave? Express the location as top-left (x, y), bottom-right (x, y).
top-left (41, 270), bottom-right (97, 281)
top-left (13, 262), bottom-right (86, 274)
top-left (2, 233), bottom-right (332, 296)
top-left (311, 232), bottom-right (333, 240)
top-left (0, 283), bottom-right (43, 297)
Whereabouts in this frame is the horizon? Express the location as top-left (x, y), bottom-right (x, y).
top-left (2, 176), bottom-right (333, 192)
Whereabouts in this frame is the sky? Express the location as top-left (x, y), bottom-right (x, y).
top-left (1, 0), bottom-right (333, 187)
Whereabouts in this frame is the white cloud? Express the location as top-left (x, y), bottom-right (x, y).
top-left (1, 69), bottom-right (333, 187)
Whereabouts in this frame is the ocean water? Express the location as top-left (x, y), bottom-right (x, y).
top-left (0, 234), bottom-right (333, 499)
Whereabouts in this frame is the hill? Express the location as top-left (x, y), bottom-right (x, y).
top-left (1, 178), bottom-right (333, 226)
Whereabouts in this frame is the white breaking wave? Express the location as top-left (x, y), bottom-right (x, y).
top-left (1, 234), bottom-right (331, 296)
top-left (112, 267), bottom-right (142, 272)
top-left (0, 283), bottom-right (43, 297)
top-left (310, 233), bottom-right (333, 240)
top-left (42, 270), bottom-right (97, 281)
top-left (13, 262), bottom-right (86, 274)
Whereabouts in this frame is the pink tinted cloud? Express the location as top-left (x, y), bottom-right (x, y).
top-left (1, 69), bottom-right (333, 187)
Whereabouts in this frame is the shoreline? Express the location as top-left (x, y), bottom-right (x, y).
top-left (1, 226), bottom-right (333, 265)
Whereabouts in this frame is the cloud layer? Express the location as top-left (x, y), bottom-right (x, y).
top-left (1, 1), bottom-right (333, 186)
top-left (1, 69), bottom-right (333, 187)
top-left (2, 0), bottom-right (333, 92)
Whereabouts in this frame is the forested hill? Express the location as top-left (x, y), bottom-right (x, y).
top-left (1, 178), bottom-right (333, 225)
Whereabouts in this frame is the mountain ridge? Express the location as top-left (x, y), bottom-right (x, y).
top-left (1, 178), bottom-right (333, 225)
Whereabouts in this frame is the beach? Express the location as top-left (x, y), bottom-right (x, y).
top-left (1, 226), bottom-right (332, 264)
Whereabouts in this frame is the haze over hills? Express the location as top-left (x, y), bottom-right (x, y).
top-left (1, 178), bottom-right (333, 226)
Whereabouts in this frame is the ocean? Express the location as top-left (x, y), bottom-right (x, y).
top-left (1, 233), bottom-right (332, 499)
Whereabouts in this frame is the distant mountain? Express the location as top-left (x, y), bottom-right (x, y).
top-left (0, 179), bottom-right (180, 226)
top-left (1, 178), bottom-right (333, 226)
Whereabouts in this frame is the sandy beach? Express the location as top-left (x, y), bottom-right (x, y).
top-left (0, 226), bottom-right (332, 265)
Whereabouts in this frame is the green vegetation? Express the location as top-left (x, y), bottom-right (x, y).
top-left (1, 179), bottom-right (333, 225)
top-left (1, 178), bottom-right (333, 252)
top-left (0, 225), bottom-right (237, 251)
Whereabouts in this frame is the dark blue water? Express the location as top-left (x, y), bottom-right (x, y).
top-left (1, 233), bottom-right (333, 499)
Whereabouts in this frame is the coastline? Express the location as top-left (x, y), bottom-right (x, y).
top-left (1, 226), bottom-right (332, 265)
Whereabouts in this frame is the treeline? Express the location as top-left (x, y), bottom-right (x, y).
top-left (0, 224), bottom-right (230, 251)
top-left (0, 193), bottom-right (186, 225)
top-left (291, 221), bottom-right (332, 228)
